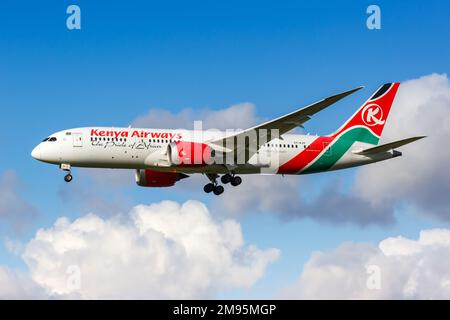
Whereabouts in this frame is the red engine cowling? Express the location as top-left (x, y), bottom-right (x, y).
top-left (135, 169), bottom-right (188, 187)
top-left (168, 141), bottom-right (215, 166)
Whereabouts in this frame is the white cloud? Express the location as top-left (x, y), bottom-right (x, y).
top-left (282, 228), bottom-right (450, 299)
top-left (131, 102), bottom-right (259, 130)
top-left (355, 73), bottom-right (450, 222)
top-left (201, 103), bottom-right (259, 130)
top-left (213, 174), bottom-right (393, 225)
top-left (19, 200), bottom-right (279, 299)
top-left (0, 266), bottom-right (45, 299)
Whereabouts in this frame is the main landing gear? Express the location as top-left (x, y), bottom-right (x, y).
top-left (220, 173), bottom-right (242, 186)
top-left (60, 163), bottom-right (73, 183)
top-left (64, 173), bottom-right (73, 183)
top-left (204, 173), bottom-right (242, 195)
top-left (203, 183), bottom-right (224, 195)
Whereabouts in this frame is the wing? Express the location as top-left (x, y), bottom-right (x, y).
top-left (209, 86), bottom-right (363, 160)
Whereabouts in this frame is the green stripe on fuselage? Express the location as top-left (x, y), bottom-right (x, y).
top-left (301, 127), bottom-right (379, 174)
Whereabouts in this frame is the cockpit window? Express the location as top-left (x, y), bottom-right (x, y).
top-left (42, 138), bottom-right (49, 142)
top-left (48, 137), bottom-right (57, 142)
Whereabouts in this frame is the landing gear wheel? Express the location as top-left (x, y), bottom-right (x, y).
top-left (231, 176), bottom-right (242, 186)
top-left (221, 174), bottom-right (232, 184)
top-left (64, 173), bottom-right (73, 183)
top-left (203, 183), bottom-right (215, 193)
top-left (213, 185), bottom-right (224, 195)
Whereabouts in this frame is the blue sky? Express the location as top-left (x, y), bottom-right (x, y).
top-left (1, 0), bottom-right (450, 298)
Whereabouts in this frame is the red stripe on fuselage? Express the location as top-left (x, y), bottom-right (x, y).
top-left (277, 136), bottom-right (334, 174)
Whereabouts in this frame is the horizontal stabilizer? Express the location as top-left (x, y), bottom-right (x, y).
top-left (355, 136), bottom-right (426, 155)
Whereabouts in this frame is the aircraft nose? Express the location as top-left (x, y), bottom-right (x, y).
top-left (31, 145), bottom-right (41, 160)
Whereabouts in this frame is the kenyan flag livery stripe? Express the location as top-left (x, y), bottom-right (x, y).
top-left (278, 83), bottom-right (400, 174)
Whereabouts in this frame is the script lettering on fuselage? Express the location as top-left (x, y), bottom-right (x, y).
top-left (90, 129), bottom-right (182, 140)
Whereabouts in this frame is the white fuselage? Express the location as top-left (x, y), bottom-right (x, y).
top-left (31, 127), bottom-right (394, 175)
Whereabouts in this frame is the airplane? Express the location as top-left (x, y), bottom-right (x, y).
top-left (31, 82), bottom-right (425, 195)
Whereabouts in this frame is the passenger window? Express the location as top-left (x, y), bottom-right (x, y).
top-left (49, 137), bottom-right (57, 142)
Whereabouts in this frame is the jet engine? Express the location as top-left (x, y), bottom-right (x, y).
top-left (167, 141), bottom-right (215, 166)
top-left (135, 169), bottom-right (189, 187)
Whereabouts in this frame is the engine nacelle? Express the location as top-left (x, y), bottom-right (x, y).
top-left (167, 141), bottom-right (215, 166)
top-left (135, 169), bottom-right (188, 187)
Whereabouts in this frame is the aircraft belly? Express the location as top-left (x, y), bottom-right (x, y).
top-left (68, 144), bottom-right (149, 169)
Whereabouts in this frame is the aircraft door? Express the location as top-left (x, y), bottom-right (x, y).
top-left (323, 142), bottom-right (332, 156)
top-left (73, 133), bottom-right (83, 147)
top-left (318, 141), bottom-right (332, 168)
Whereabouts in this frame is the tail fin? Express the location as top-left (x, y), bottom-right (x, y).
top-left (332, 82), bottom-right (400, 145)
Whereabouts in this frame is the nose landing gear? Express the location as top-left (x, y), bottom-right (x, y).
top-left (64, 173), bottom-right (73, 183)
top-left (60, 163), bottom-right (73, 183)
